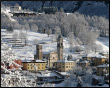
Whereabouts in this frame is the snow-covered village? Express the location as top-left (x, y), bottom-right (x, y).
top-left (1, 1), bottom-right (109, 87)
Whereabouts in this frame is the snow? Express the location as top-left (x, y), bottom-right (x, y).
top-left (95, 37), bottom-right (109, 52)
top-left (1, 7), bottom-right (16, 22)
top-left (89, 84), bottom-right (109, 87)
top-left (22, 60), bottom-right (46, 63)
top-left (56, 59), bottom-right (75, 63)
top-left (95, 55), bottom-right (108, 59)
top-left (78, 60), bottom-right (89, 63)
top-left (37, 72), bottom-right (58, 77)
top-left (97, 64), bottom-right (109, 68)
top-left (1, 29), bottom-right (109, 62)
top-left (60, 72), bottom-right (70, 76)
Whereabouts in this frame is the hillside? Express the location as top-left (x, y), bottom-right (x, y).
top-left (1, 29), bottom-right (109, 61)
top-left (2, 1), bottom-right (109, 18)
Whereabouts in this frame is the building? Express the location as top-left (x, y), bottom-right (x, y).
top-left (38, 7), bottom-right (58, 14)
top-left (82, 54), bottom-right (95, 62)
top-left (104, 73), bottom-right (109, 84)
top-left (97, 64), bottom-right (109, 76)
top-left (12, 12), bottom-right (37, 17)
top-left (54, 60), bottom-right (75, 72)
top-left (57, 34), bottom-right (63, 60)
top-left (36, 44), bottom-right (42, 60)
top-left (34, 45), bottom-right (58, 68)
top-left (10, 6), bottom-right (22, 11)
top-left (2, 59), bottom-right (22, 70)
top-left (99, 52), bottom-right (109, 58)
top-left (77, 60), bottom-right (90, 68)
top-left (37, 71), bottom-right (64, 84)
top-left (93, 55), bottom-right (108, 66)
top-left (34, 34), bottom-right (64, 68)
top-left (48, 51), bottom-right (58, 68)
top-left (22, 60), bottom-right (46, 71)
top-left (8, 59), bottom-right (22, 69)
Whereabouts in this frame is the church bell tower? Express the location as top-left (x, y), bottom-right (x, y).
top-left (57, 34), bottom-right (63, 60)
top-left (36, 44), bottom-right (42, 60)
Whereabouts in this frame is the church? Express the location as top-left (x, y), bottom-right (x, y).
top-left (34, 34), bottom-right (75, 72)
top-left (34, 34), bottom-right (63, 68)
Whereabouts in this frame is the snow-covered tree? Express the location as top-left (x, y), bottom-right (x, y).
top-left (54, 26), bottom-right (61, 40)
top-left (12, 31), bottom-right (19, 45)
top-left (19, 31), bottom-right (27, 43)
top-left (47, 28), bottom-right (52, 37)
top-left (68, 32), bottom-right (77, 52)
top-left (30, 24), bottom-right (38, 32)
top-left (1, 43), bottom-right (37, 87)
top-left (33, 39), bottom-right (38, 45)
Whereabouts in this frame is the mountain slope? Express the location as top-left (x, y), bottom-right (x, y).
top-left (1, 29), bottom-right (109, 60)
top-left (2, 1), bottom-right (109, 18)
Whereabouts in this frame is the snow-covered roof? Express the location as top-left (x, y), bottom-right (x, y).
top-left (99, 52), bottom-right (109, 55)
top-left (60, 72), bottom-right (70, 76)
top-left (82, 53), bottom-right (98, 57)
top-left (42, 52), bottom-right (50, 54)
top-left (35, 60), bottom-right (46, 63)
top-left (104, 73), bottom-right (109, 76)
top-left (97, 64), bottom-right (109, 68)
top-left (83, 53), bottom-right (108, 59)
top-left (95, 55), bottom-right (108, 59)
top-left (78, 60), bottom-right (89, 63)
top-left (22, 60), bottom-right (46, 63)
top-left (1, 29), bottom-right (7, 32)
top-left (37, 72), bottom-right (58, 77)
top-left (55, 59), bottom-right (74, 63)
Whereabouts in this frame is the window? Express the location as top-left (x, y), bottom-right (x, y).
top-left (66, 66), bottom-right (68, 68)
top-left (42, 67), bottom-right (44, 69)
top-left (28, 67), bottom-right (29, 69)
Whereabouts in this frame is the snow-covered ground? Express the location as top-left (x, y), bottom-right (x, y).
top-left (55, 82), bottom-right (109, 87)
top-left (96, 37), bottom-right (109, 52)
top-left (1, 7), bottom-right (16, 22)
top-left (1, 6), bottom-right (109, 61)
top-left (1, 29), bottom-right (109, 61)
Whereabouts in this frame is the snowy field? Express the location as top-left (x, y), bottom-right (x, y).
top-left (1, 29), bottom-right (109, 61)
